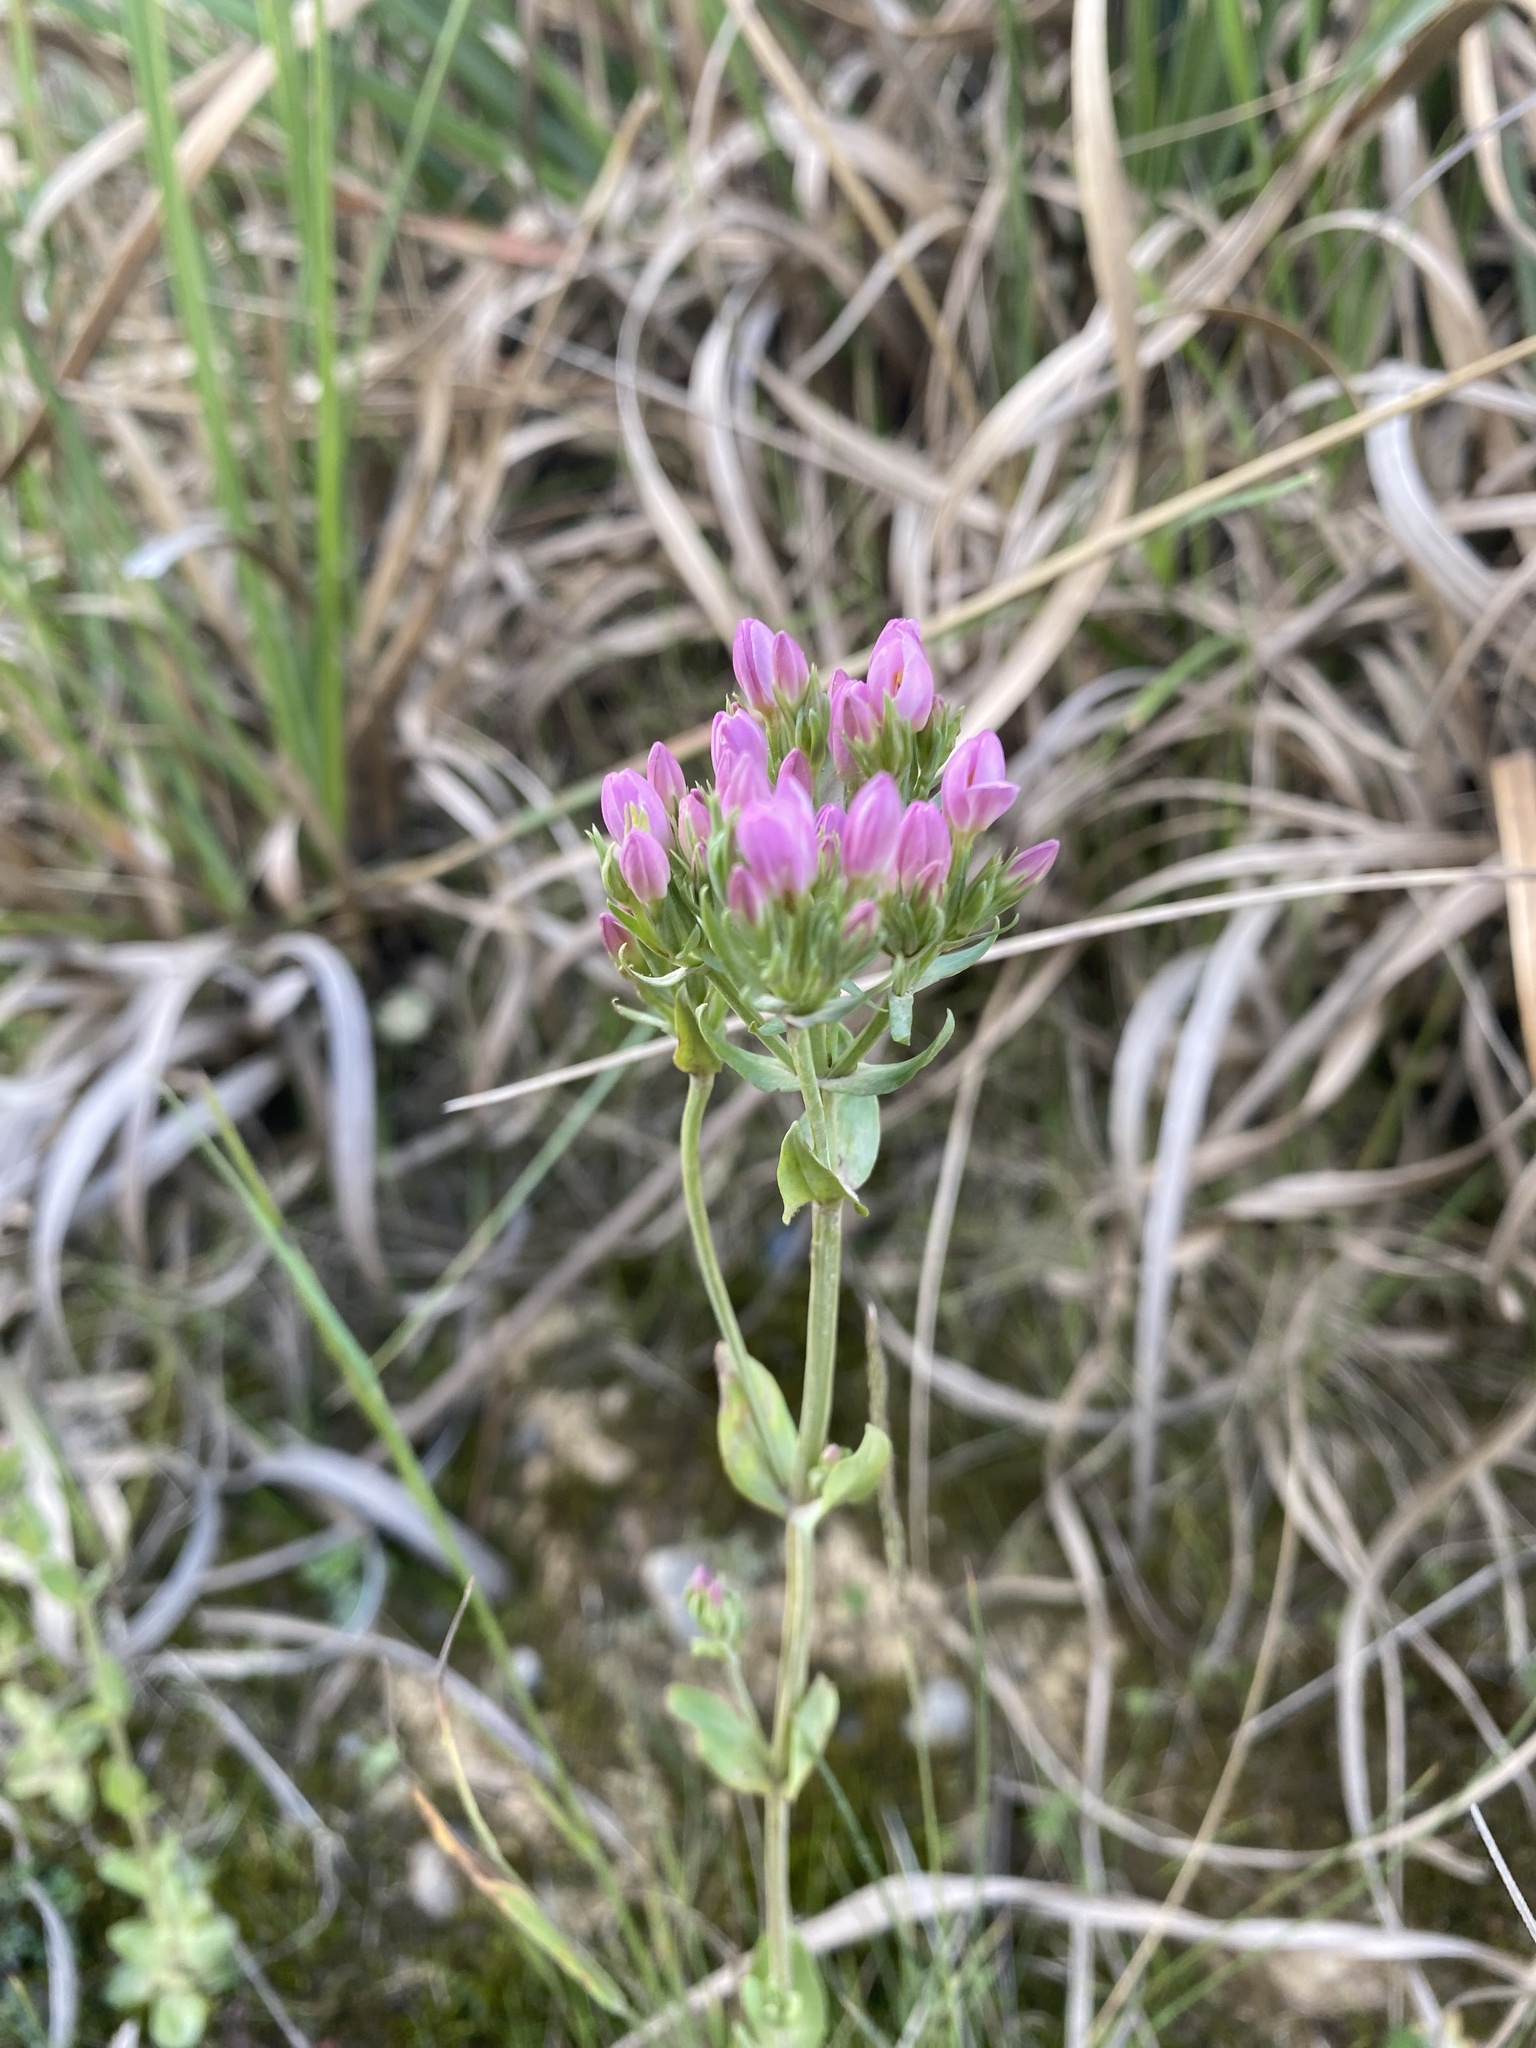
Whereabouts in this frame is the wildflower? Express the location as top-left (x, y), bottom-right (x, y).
top-left (734, 619), bottom-right (810, 711)
top-left (648, 741), bottom-right (687, 812)
top-left (840, 772), bottom-right (901, 887)
top-left (816, 802), bottom-right (846, 849)
top-left (618, 827), bottom-right (671, 903)
top-left (598, 911), bottom-right (628, 958)
top-left (728, 864), bottom-right (767, 923)
top-left (1009, 839), bottom-right (1059, 887)
top-left (687, 1562), bottom-right (724, 1606)
top-left (602, 767), bottom-right (672, 848)
top-left (939, 732), bottom-right (1018, 837)
top-left (736, 790), bottom-right (820, 900)
top-left (713, 708), bottom-right (771, 810)
top-left (678, 789), bottom-right (712, 865)
top-left (894, 801), bottom-right (951, 900)
top-left (827, 668), bottom-right (880, 776)
top-left (865, 617), bottom-right (934, 730)
top-left (777, 749), bottom-right (814, 803)
top-left (827, 621), bottom-right (936, 779)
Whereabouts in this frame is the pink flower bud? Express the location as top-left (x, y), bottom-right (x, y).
top-left (828, 668), bottom-right (881, 775)
top-left (734, 619), bottom-right (811, 710)
top-left (712, 707), bottom-right (771, 811)
top-left (816, 803), bottom-right (846, 848)
top-left (598, 911), bottom-right (628, 958)
top-left (840, 771), bottom-right (901, 886)
top-left (776, 748), bottom-right (813, 804)
top-left (617, 827), bottom-right (670, 903)
top-left (686, 1562), bottom-right (722, 1604)
top-left (728, 864), bottom-right (767, 922)
top-left (647, 741), bottom-right (686, 811)
top-left (1009, 838), bottom-right (1059, 887)
top-left (843, 898), bottom-right (881, 947)
top-left (737, 792), bottom-right (821, 900)
top-left (867, 617), bottom-right (934, 730)
top-left (601, 767), bottom-right (671, 848)
top-left (894, 800), bottom-right (951, 901)
top-left (939, 732), bottom-right (1019, 836)
top-left (678, 789), bottom-right (712, 864)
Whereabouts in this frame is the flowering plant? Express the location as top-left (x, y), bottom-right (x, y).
top-left (594, 618), bottom-right (1055, 2047)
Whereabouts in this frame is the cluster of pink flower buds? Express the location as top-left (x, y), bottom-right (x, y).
top-left (594, 617), bottom-right (1057, 1027)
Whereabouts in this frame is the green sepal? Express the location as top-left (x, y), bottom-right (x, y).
top-left (784, 1674), bottom-right (839, 1799)
top-left (815, 1424), bottom-right (891, 1513)
top-left (666, 1684), bottom-right (773, 1795)
top-left (717, 1350), bottom-right (797, 1514)
top-left (822, 1013), bottom-right (955, 1095)
top-left (673, 997), bottom-right (722, 1076)
top-left (737, 1933), bottom-right (828, 2048)
top-left (629, 962), bottom-right (690, 990)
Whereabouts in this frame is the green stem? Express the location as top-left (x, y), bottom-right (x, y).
top-left (679, 1072), bottom-right (784, 1473)
top-left (830, 1005), bottom-right (889, 1077)
top-left (679, 1072), bottom-right (751, 1375)
top-left (791, 1026), bottom-right (830, 1161)
top-left (789, 1026), bottom-right (844, 1494)
top-left (794, 1202), bottom-right (843, 1499)
top-left (765, 1509), bottom-right (816, 1993)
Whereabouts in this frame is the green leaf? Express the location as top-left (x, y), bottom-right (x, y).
top-left (666, 1683), bottom-right (773, 1795)
top-left (785, 1674), bottom-right (839, 1799)
top-left (672, 996), bottom-right (721, 1076)
top-left (829, 1094), bottom-right (880, 1190)
top-left (887, 990), bottom-right (914, 1044)
top-left (95, 1654), bottom-right (132, 1720)
top-left (914, 927), bottom-right (1001, 989)
top-left (777, 1121), bottom-right (864, 1223)
top-left (35, 1558), bottom-right (82, 1602)
top-left (149, 1989), bottom-right (209, 2048)
top-left (98, 1847), bottom-right (151, 1898)
top-left (101, 1755), bottom-right (157, 1823)
top-left (698, 1008), bottom-right (801, 1091)
top-left (738, 1932), bottom-right (828, 2048)
top-left (817, 1425), bottom-right (891, 1513)
top-left (823, 1013), bottom-right (955, 1095)
top-left (717, 1353), bottom-right (797, 1515)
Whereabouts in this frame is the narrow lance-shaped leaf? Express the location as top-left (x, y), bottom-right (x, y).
top-left (823, 1013), bottom-right (956, 1095)
top-left (413, 1788), bottom-right (631, 2017)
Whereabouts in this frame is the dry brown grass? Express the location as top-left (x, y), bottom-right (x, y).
top-left (10, 0), bottom-right (1536, 2038)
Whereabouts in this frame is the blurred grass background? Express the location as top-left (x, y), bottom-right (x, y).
top-left (9, 0), bottom-right (1536, 2039)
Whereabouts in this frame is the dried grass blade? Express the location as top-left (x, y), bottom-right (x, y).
top-left (721, 0), bottom-right (979, 428)
top-left (22, 1877), bottom-right (77, 2048)
top-left (265, 936), bottom-right (386, 1289)
top-left (1491, 752), bottom-right (1536, 1076)
top-left (923, 333), bottom-right (1536, 651)
top-left (241, 1441), bottom-right (510, 1600)
top-left (1133, 907), bottom-right (1275, 1549)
